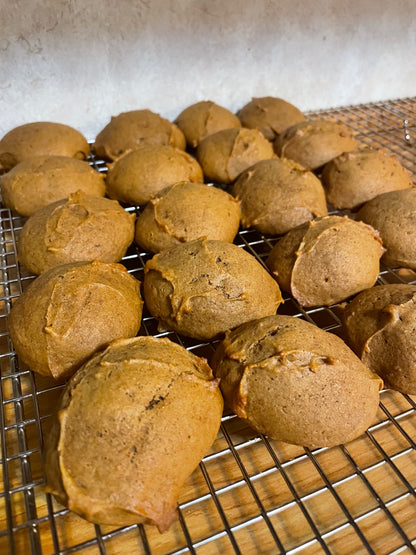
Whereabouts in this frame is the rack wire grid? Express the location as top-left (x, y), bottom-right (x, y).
top-left (1, 97), bottom-right (416, 555)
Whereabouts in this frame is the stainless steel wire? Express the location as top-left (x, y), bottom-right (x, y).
top-left (1, 96), bottom-right (416, 555)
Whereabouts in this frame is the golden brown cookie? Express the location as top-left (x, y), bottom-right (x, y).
top-left (175, 100), bottom-right (241, 148)
top-left (266, 215), bottom-right (384, 306)
top-left (143, 239), bottom-right (283, 340)
top-left (18, 191), bottom-right (135, 275)
top-left (232, 157), bottom-right (327, 235)
top-left (8, 261), bottom-right (143, 380)
top-left (0, 155), bottom-right (106, 217)
top-left (356, 188), bottom-right (416, 269)
top-left (93, 109), bottom-right (186, 161)
top-left (343, 284), bottom-right (416, 394)
top-left (44, 335), bottom-right (223, 530)
top-left (321, 147), bottom-right (413, 209)
top-left (211, 314), bottom-right (382, 449)
top-left (274, 119), bottom-right (358, 170)
top-left (237, 96), bottom-right (306, 141)
top-left (0, 122), bottom-right (90, 171)
top-left (105, 144), bottom-right (203, 205)
top-left (196, 127), bottom-right (275, 184)
top-left (135, 181), bottom-right (241, 253)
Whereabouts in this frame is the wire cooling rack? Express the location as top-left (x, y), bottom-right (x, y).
top-left (1, 97), bottom-right (416, 555)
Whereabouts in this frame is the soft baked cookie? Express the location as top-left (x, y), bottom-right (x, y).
top-left (237, 96), bottom-right (306, 141)
top-left (18, 191), bottom-right (135, 275)
top-left (9, 261), bottom-right (143, 380)
top-left (232, 157), bottom-right (327, 235)
top-left (175, 100), bottom-right (241, 148)
top-left (143, 239), bottom-right (283, 340)
top-left (274, 119), bottom-right (358, 170)
top-left (356, 188), bottom-right (416, 269)
top-left (211, 314), bottom-right (382, 449)
top-left (266, 215), bottom-right (384, 306)
top-left (0, 155), bottom-right (106, 217)
top-left (105, 144), bottom-right (203, 205)
top-left (196, 127), bottom-right (275, 184)
top-left (321, 147), bottom-right (413, 209)
top-left (343, 284), bottom-right (416, 394)
top-left (44, 335), bottom-right (223, 531)
top-left (135, 181), bottom-right (241, 253)
top-left (0, 122), bottom-right (90, 170)
top-left (93, 109), bottom-right (186, 161)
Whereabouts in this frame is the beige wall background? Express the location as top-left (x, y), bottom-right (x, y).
top-left (1, 0), bottom-right (415, 140)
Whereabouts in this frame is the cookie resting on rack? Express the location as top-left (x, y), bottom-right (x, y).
top-left (0, 155), bottom-right (106, 217)
top-left (44, 336), bottom-right (223, 531)
top-left (9, 260), bottom-right (143, 380)
top-left (17, 190), bottom-right (135, 275)
top-left (274, 119), bottom-right (358, 171)
top-left (175, 100), bottom-right (241, 148)
top-left (0, 121), bottom-right (89, 171)
top-left (237, 96), bottom-right (306, 141)
top-left (343, 284), bottom-right (416, 394)
top-left (105, 144), bottom-right (203, 206)
top-left (232, 157), bottom-right (327, 235)
top-left (143, 238), bottom-right (283, 340)
top-left (266, 215), bottom-right (384, 307)
top-left (93, 109), bottom-right (186, 161)
top-left (135, 181), bottom-right (241, 253)
top-left (321, 147), bottom-right (413, 210)
top-left (196, 127), bottom-right (275, 184)
top-left (356, 187), bottom-right (416, 270)
top-left (211, 314), bottom-right (383, 449)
